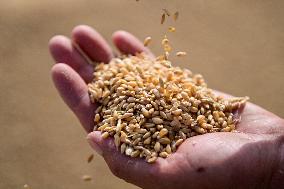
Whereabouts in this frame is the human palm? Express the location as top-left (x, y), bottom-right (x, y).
top-left (49, 25), bottom-right (284, 189)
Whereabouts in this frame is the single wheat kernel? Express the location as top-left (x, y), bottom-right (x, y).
top-left (143, 137), bottom-right (151, 144)
top-left (144, 37), bottom-right (152, 47)
top-left (143, 132), bottom-right (151, 139)
top-left (152, 117), bottom-right (163, 124)
top-left (23, 184), bottom-right (30, 189)
top-left (159, 137), bottom-right (171, 144)
top-left (131, 150), bottom-right (140, 158)
top-left (94, 114), bottom-right (100, 123)
top-left (102, 132), bottom-right (109, 139)
top-left (174, 11), bottom-right (179, 21)
top-left (168, 27), bottom-right (176, 32)
top-left (175, 139), bottom-right (184, 147)
top-left (125, 146), bottom-right (134, 156)
top-left (120, 131), bottom-right (128, 142)
top-left (161, 13), bottom-right (166, 24)
top-left (114, 133), bottom-right (120, 148)
top-left (147, 156), bottom-right (158, 163)
top-left (166, 144), bottom-right (172, 154)
top-left (176, 51), bottom-right (187, 57)
top-left (159, 152), bottom-right (169, 158)
top-left (141, 108), bottom-right (150, 118)
top-left (159, 128), bottom-right (168, 138)
top-left (120, 143), bottom-right (126, 154)
top-left (172, 109), bottom-right (182, 116)
top-left (87, 154), bottom-right (94, 163)
top-left (154, 142), bottom-right (161, 152)
top-left (82, 175), bottom-right (92, 181)
top-left (144, 148), bottom-right (152, 156)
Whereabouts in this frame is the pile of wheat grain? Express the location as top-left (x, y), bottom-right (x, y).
top-left (88, 53), bottom-right (247, 163)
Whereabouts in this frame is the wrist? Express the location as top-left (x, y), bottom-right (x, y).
top-left (270, 135), bottom-right (284, 189)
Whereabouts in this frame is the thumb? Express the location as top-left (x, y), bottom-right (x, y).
top-left (87, 131), bottom-right (163, 188)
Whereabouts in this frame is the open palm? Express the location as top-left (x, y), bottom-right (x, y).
top-left (49, 25), bottom-right (284, 189)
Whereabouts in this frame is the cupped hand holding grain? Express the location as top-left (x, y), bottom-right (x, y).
top-left (49, 25), bottom-right (284, 189)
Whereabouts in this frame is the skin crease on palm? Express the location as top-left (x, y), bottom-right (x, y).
top-left (49, 25), bottom-right (284, 189)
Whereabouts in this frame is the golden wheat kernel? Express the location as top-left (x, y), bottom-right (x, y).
top-left (222, 121), bottom-right (228, 128)
top-left (159, 152), bottom-right (169, 158)
top-left (152, 89), bottom-right (160, 98)
top-left (125, 146), bottom-right (134, 156)
top-left (101, 132), bottom-right (110, 139)
top-left (156, 124), bottom-right (164, 130)
top-left (151, 131), bottom-right (159, 139)
top-left (162, 37), bottom-right (169, 45)
top-left (143, 137), bottom-right (151, 145)
top-left (161, 13), bottom-right (166, 24)
top-left (197, 115), bottom-right (206, 123)
top-left (87, 154), bottom-right (94, 163)
top-left (143, 37), bottom-right (152, 47)
top-left (195, 127), bottom-right (206, 134)
top-left (152, 117), bottom-right (163, 124)
top-left (218, 118), bottom-right (224, 124)
top-left (114, 133), bottom-right (120, 148)
top-left (190, 107), bottom-right (198, 113)
top-left (168, 27), bottom-right (176, 32)
top-left (159, 128), bottom-right (169, 138)
top-left (213, 111), bottom-right (219, 120)
top-left (181, 91), bottom-right (189, 100)
top-left (144, 148), bottom-right (152, 156)
top-left (175, 139), bottom-right (184, 147)
top-left (120, 131), bottom-right (128, 142)
top-left (159, 137), bottom-right (171, 144)
top-left (172, 109), bottom-right (182, 116)
top-left (141, 108), bottom-right (150, 118)
top-left (145, 122), bottom-right (155, 128)
top-left (176, 51), bottom-right (187, 57)
top-left (143, 132), bottom-right (151, 139)
top-left (165, 144), bottom-right (172, 154)
top-left (174, 11), bottom-right (179, 21)
top-left (24, 184), bottom-right (31, 189)
top-left (138, 128), bottom-right (148, 134)
top-left (164, 44), bottom-right (172, 52)
top-left (131, 150), bottom-right (140, 158)
top-left (147, 156), bottom-right (158, 163)
top-left (120, 143), bottom-right (126, 154)
top-left (154, 142), bottom-right (161, 152)
top-left (151, 101), bottom-right (159, 110)
top-left (221, 127), bottom-right (231, 132)
top-left (82, 175), bottom-right (92, 181)
top-left (94, 114), bottom-right (100, 123)
top-left (219, 111), bottom-right (225, 117)
top-left (152, 111), bottom-right (160, 117)
top-left (159, 111), bottom-right (167, 120)
top-left (121, 113), bottom-right (133, 119)
top-left (229, 124), bottom-right (236, 130)
top-left (149, 108), bottom-right (155, 114)
top-left (133, 138), bottom-right (141, 145)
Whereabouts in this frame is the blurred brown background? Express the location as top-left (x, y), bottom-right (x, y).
top-left (0, 0), bottom-right (283, 188)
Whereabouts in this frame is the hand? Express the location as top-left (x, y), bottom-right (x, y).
top-left (49, 25), bottom-right (284, 189)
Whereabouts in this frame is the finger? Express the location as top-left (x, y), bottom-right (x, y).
top-left (51, 63), bottom-right (95, 132)
top-left (112, 30), bottom-right (154, 58)
top-left (49, 35), bottom-right (94, 83)
top-left (72, 25), bottom-right (114, 63)
top-left (87, 131), bottom-right (163, 188)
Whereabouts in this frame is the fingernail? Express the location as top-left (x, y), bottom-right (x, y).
top-left (87, 135), bottom-right (103, 156)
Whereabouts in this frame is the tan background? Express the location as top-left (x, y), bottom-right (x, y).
top-left (0, 0), bottom-right (283, 189)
